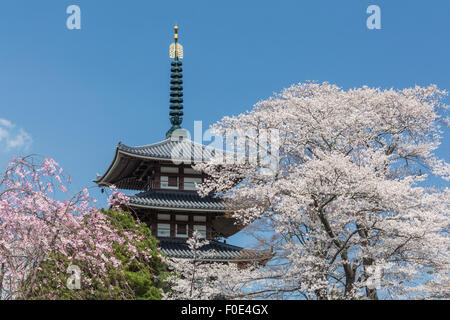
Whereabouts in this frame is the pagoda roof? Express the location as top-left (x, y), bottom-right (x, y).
top-left (95, 134), bottom-right (227, 189)
top-left (129, 190), bottom-right (227, 212)
top-left (159, 238), bottom-right (273, 263)
top-left (117, 136), bottom-right (223, 162)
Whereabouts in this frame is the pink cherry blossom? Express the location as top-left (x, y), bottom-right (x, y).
top-left (0, 155), bottom-right (155, 300)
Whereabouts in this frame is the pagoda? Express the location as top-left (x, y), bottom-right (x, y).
top-left (95, 26), bottom-right (271, 264)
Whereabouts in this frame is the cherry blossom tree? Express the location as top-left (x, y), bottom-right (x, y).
top-left (0, 155), bottom-right (164, 299)
top-left (195, 82), bottom-right (450, 300)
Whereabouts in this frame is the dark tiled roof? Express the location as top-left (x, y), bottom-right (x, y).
top-left (159, 239), bottom-right (272, 262)
top-left (129, 190), bottom-right (227, 211)
top-left (118, 138), bottom-right (225, 162)
top-left (95, 135), bottom-right (234, 189)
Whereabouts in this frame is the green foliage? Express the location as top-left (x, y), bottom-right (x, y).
top-left (24, 209), bottom-right (168, 300)
top-left (103, 208), bottom-right (168, 299)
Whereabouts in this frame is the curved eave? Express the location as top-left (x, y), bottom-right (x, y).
top-left (177, 256), bottom-right (272, 263)
top-left (93, 146), bottom-right (175, 187)
top-left (183, 252), bottom-right (274, 263)
top-left (127, 202), bottom-right (229, 213)
top-left (159, 239), bottom-right (274, 263)
top-left (94, 144), bottom-right (121, 186)
top-left (94, 141), bottom-right (218, 187)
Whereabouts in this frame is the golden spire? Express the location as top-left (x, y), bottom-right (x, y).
top-left (169, 25), bottom-right (183, 59)
top-left (174, 25), bottom-right (179, 40)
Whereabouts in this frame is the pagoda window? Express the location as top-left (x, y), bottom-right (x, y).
top-left (175, 215), bottom-right (188, 222)
top-left (184, 177), bottom-right (202, 191)
top-left (193, 215), bottom-right (206, 222)
top-left (157, 213), bottom-right (171, 221)
top-left (161, 166), bottom-right (179, 174)
top-left (157, 223), bottom-right (171, 237)
top-left (193, 225), bottom-right (207, 238)
top-left (161, 176), bottom-right (179, 189)
top-left (176, 223), bottom-right (188, 238)
top-left (184, 168), bottom-right (201, 175)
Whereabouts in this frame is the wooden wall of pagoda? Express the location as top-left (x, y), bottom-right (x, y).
top-left (131, 208), bottom-right (223, 240)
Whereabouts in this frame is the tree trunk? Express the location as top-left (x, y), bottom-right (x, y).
top-left (0, 263), bottom-right (5, 298)
top-left (317, 210), bottom-right (356, 298)
top-left (356, 223), bottom-right (379, 300)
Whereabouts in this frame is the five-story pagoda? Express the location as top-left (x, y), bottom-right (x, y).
top-left (95, 26), bottom-right (271, 264)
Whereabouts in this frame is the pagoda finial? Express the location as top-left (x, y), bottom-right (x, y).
top-left (166, 25), bottom-right (184, 138)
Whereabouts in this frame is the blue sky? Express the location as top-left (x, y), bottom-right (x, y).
top-left (0, 0), bottom-right (449, 246)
